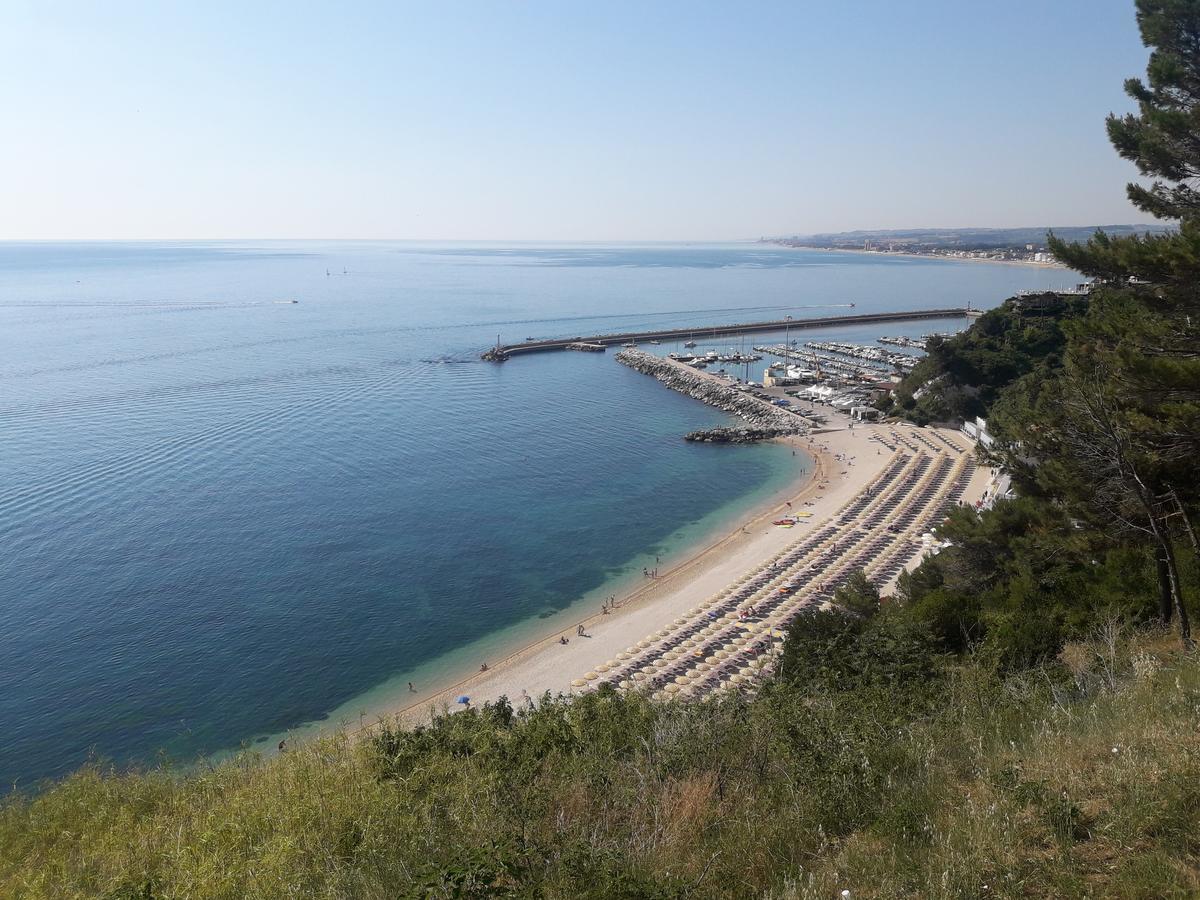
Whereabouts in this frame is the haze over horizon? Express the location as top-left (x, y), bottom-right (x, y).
top-left (3, 1), bottom-right (1152, 242)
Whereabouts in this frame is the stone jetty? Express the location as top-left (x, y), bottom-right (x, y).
top-left (615, 348), bottom-right (806, 441)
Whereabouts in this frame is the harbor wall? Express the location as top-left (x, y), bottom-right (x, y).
top-left (615, 348), bottom-right (806, 442)
top-left (484, 308), bottom-right (970, 359)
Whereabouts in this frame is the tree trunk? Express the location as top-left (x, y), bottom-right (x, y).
top-left (1167, 487), bottom-right (1200, 560)
top-left (1150, 514), bottom-right (1193, 649)
top-left (1156, 543), bottom-right (1174, 624)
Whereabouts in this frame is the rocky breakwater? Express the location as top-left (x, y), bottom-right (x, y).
top-left (615, 348), bottom-right (806, 442)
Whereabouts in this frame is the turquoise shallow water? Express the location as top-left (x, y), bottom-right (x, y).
top-left (0, 242), bottom-right (1065, 787)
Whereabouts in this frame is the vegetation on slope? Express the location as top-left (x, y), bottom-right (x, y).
top-left (1, 625), bottom-right (1197, 898)
top-left (886, 292), bottom-right (1088, 427)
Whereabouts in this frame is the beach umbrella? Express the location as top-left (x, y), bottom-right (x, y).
top-left (456, 695), bottom-right (470, 705)
top-left (570, 679), bottom-right (586, 688)
top-left (664, 683), bottom-right (680, 694)
top-left (596, 663), bottom-right (611, 672)
top-left (584, 671), bottom-right (598, 681)
top-left (674, 675), bottom-right (690, 685)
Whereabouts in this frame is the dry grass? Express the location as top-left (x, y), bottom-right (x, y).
top-left (2, 627), bottom-right (1198, 898)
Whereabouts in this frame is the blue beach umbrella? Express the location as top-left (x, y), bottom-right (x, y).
top-left (456, 695), bottom-right (470, 705)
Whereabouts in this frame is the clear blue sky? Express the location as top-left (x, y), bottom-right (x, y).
top-left (1, 0), bottom-right (1154, 240)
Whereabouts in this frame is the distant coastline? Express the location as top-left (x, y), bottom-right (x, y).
top-left (766, 242), bottom-right (1070, 269)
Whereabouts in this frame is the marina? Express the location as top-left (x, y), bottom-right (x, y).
top-left (803, 340), bottom-right (920, 372)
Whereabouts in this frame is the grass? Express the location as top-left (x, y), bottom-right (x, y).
top-left (1, 625), bottom-right (1198, 898)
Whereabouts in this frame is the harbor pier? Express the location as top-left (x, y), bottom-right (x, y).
top-left (482, 308), bottom-right (972, 360)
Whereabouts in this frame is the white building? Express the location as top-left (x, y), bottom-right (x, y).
top-left (961, 416), bottom-right (994, 448)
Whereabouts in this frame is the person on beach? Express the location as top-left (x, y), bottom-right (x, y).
top-left (408, 681), bottom-right (415, 693)
top-left (480, 663), bottom-right (488, 672)
top-left (643, 567), bottom-right (648, 578)
top-left (577, 624), bottom-right (585, 636)
top-left (278, 739), bottom-right (287, 752)
top-left (560, 635), bottom-right (569, 645)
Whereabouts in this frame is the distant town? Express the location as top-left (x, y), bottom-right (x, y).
top-left (764, 224), bottom-right (1172, 264)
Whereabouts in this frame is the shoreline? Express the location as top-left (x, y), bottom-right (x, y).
top-left (266, 412), bottom-right (991, 753)
top-left (359, 420), bottom-right (887, 730)
top-left (265, 437), bottom-right (813, 747)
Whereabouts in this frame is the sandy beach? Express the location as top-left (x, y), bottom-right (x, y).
top-left (373, 414), bottom-right (988, 727)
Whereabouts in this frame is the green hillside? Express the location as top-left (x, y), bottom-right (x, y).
top-left (0, 626), bottom-right (1197, 899)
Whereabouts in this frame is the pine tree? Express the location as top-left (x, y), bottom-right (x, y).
top-left (1039, 0), bottom-right (1200, 647)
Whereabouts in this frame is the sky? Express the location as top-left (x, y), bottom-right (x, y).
top-left (0, 0), bottom-right (1157, 241)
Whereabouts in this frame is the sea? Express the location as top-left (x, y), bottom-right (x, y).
top-left (0, 241), bottom-right (1071, 788)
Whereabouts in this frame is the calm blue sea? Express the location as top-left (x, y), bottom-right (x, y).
top-left (0, 242), bottom-right (1067, 787)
